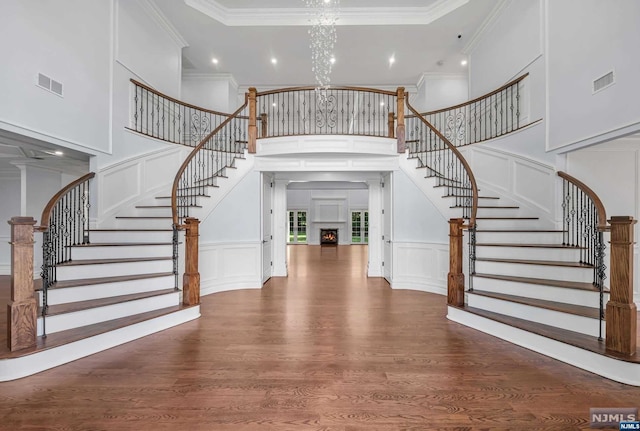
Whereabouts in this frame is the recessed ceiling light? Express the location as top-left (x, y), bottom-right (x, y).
top-left (389, 56), bottom-right (396, 65)
top-left (380, 101), bottom-right (385, 106)
top-left (461, 60), bottom-right (468, 66)
top-left (271, 58), bottom-right (278, 65)
top-left (54, 151), bottom-right (64, 156)
top-left (211, 58), bottom-right (219, 65)
top-left (272, 102), bottom-right (277, 107)
top-left (330, 57), bottom-right (336, 64)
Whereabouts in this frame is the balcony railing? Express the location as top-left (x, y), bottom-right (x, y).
top-left (407, 73), bottom-right (530, 149)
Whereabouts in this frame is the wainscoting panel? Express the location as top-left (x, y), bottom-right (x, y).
top-left (199, 242), bottom-right (262, 296)
top-left (391, 242), bottom-right (448, 295)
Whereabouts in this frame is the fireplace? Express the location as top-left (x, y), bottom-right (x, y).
top-left (320, 228), bottom-right (338, 246)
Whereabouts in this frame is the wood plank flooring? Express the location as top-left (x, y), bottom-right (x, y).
top-left (2, 245), bottom-right (640, 430)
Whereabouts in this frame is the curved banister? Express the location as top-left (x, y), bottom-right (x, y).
top-left (406, 73), bottom-right (530, 148)
top-left (171, 96), bottom-right (249, 227)
top-left (130, 79), bottom-right (235, 118)
top-left (415, 73), bottom-right (529, 117)
top-left (557, 171), bottom-right (608, 231)
top-left (405, 94), bottom-right (478, 227)
top-left (37, 172), bottom-right (96, 230)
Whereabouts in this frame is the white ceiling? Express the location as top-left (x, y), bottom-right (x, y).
top-left (154, 0), bottom-right (499, 88)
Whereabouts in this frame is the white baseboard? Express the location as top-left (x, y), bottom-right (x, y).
top-left (447, 306), bottom-right (640, 386)
top-left (392, 281), bottom-right (446, 296)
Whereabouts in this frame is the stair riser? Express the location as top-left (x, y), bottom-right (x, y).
top-left (70, 244), bottom-right (173, 260)
top-left (472, 277), bottom-right (607, 307)
top-left (37, 292), bottom-right (180, 335)
top-left (475, 219), bottom-right (543, 230)
top-left (467, 293), bottom-right (604, 337)
top-left (39, 275), bottom-right (175, 305)
top-left (476, 232), bottom-right (564, 244)
top-left (114, 218), bottom-right (173, 229)
top-left (56, 260), bottom-right (173, 280)
top-left (89, 231), bottom-right (174, 243)
top-left (475, 261), bottom-right (593, 283)
top-left (476, 247), bottom-right (581, 261)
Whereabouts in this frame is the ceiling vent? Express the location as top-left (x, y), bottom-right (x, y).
top-left (593, 70), bottom-right (615, 94)
top-left (37, 73), bottom-right (63, 97)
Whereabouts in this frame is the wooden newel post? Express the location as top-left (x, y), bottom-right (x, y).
top-left (248, 87), bottom-right (257, 154)
top-left (260, 113), bottom-right (268, 138)
top-left (182, 217), bottom-right (201, 306)
top-left (396, 87), bottom-right (406, 153)
top-left (606, 216), bottom-right (637, 355)
top-left (388, 112), bottom-right (395, 139)
top-left (7, 216), bottom-right (37, 351)
top-left (448, 218), bottom-right (465, 307)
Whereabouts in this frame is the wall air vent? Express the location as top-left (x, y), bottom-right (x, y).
top-left (593, 70), bottom-right (615, 94)
top-left (36, 73), bottom-right (64, 97)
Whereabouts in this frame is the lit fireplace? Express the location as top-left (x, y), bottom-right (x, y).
top-left (320, 228), bottom-right (338, 245)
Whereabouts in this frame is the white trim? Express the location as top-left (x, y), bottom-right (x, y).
top-left (0, 264), bottom-right (10, 276)
top-left (462, 0), bottom-right (510, 55)
top-left (447, 306), bottom-right (640, 386)
top-left (552, 120), bottom-right (640, 154)
top-left (138, 0), bottom-right (188, 48)
top-left (185, 0), bottom-right (469, 26)
top-left (0, 306), bottom-right (200, 382)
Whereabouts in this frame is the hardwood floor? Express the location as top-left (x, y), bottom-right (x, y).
top-left (2, 245), bottom-right (640, 430)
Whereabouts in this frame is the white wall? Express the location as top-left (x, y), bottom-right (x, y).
top-left (392, 170), bottom-right (448, 244)
top-left (0, 0), bottom-right (111, 154)
top-left (181, 74), bottom-right (240, 113)
top-left (469, 0), bottom-right (543, 98)
top-left (547, 0), bottom-right (640, 151)
top-left (287, 188), bottom-right (369, 244)
top-left (413, 74), bottom-right (468, 113)
top-left (200, 171), bottom-right (261, 243)
top-left (0, 170), bottom-right (21, 274)
top-left (466, 0), bottom-right (546, 161)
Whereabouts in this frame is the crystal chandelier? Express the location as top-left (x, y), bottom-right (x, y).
top-left (304, 0), bottom-right (339, 90)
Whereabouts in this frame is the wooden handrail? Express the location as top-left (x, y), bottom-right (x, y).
top-left (37, 172), bottom-right (95, 231)
top-left (557, 171), bottom-right (609, 231)
top-left (416, 73), bottom-right (529, 117)
top-left (256, 86), bottom-right (397, 97)
top-left (130, 79), bottom-right (235, 118)
top-left (405, 95), bottom-right (479, 227)
top-left (171, 96), bottom-right (249, 227)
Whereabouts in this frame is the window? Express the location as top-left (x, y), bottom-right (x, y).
top-left (288, 210), bottom-right (307, 243)
top-left (351, 210), bottom-right (369, 244)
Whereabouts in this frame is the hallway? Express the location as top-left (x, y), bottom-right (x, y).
top-left (1, 245), bottom-right (640, 430)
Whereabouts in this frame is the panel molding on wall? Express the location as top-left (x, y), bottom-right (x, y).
top-left (97, 146), bottom-right (188, 225)
top-left (391, 242), bottom-right (448, 295)
top-left (199, 241), bottom-right (262, 296)
top-left (0, 235), bottom-right (10, 275)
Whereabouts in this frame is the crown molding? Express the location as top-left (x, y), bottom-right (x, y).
top-left (140, 0), bottom-right (188, 48)
top-left (185, 0), bottom-right (469, 26)
top-left (461, 0), bottom-right (510, 55)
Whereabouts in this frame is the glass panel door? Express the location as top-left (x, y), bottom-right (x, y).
top-left (288, 210), bottom-right (307, 244)
top-left (351, 210), bottom-right (369, 244)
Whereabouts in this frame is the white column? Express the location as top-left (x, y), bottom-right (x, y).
top-left (367, 179), bottom-right (383, 277)
top-left (273, 179), bottom-right (289, 276)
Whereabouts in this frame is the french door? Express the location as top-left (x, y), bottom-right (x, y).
top-left (288, 210), bottom-right (307, 244)
top-left (351, 210), bottom-right (369, 244)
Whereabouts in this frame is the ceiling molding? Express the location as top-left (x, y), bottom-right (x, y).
top-left (184, 0), bottom-right (470, 26)
top-left (461, 0), bottom-right (510, 55)
top-left (416, 72), bottom-right (467, 88)
top-left (141, 0), bottom-right (189, 48)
